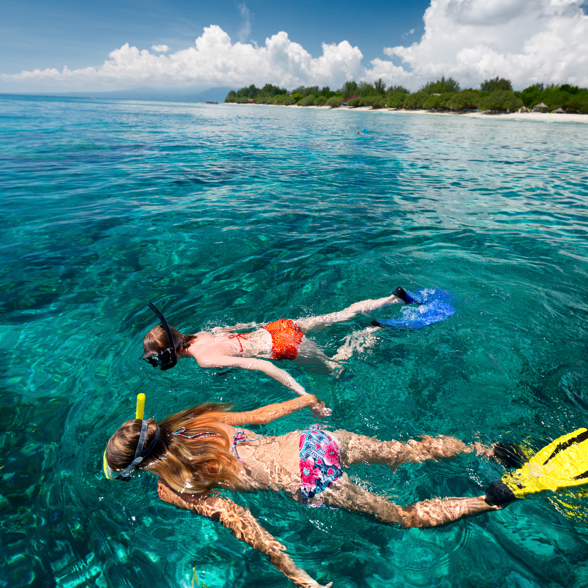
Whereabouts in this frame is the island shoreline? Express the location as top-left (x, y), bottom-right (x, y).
top-left (225, 102), bottom-right (588, 123)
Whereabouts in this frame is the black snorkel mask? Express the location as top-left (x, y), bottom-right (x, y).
top-left (143, 302), bottom-right (179, 371)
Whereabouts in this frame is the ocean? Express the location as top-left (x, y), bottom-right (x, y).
top-left (2, 94), bottom-right (588, 588)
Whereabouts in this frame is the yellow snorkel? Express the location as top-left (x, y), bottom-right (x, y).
top-left (136, 393), bottom-right (145, 420)
top-left (103, 393), bottom-right (148, 480)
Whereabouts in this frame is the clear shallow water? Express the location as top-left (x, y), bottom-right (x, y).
top-left (2, 94), bottom-right (588, 588)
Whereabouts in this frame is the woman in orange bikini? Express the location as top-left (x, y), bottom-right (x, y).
top-left (142, 288), bottom-right (410, 412)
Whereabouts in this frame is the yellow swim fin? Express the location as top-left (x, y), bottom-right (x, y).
top-left (486, 428), bottom-right (588, 505)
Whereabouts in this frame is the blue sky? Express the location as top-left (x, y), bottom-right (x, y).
top-left (2, 0), bottom-right (588, 93)
top-left (1, 0), bottom-right (428, 74)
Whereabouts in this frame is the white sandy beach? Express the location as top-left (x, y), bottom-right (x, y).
top-left (228, 102), bottom-right (588, 123)
top-left (294, 104), bottom-right (588, 122)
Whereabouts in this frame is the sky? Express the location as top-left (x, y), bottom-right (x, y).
top-left (1, 0), bottom-right (588, 93)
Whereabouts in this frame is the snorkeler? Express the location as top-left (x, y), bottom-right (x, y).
top-left (104, 396), bottom-right (588, 587)
top-left (104, 394), bottom-right (574, 588)
top-left (141, 288), bottom-right (412, 406)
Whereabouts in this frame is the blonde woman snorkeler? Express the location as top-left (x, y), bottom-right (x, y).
top-left (142, 288), bottom-right (411, 414)
top-left (104, 396), bottom-right (500, 588)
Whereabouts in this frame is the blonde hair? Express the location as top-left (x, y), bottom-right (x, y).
top-left (105, 403), bottom-right (239, 494)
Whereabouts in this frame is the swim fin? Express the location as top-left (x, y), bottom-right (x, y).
top-left (392, 286), bottom-right (411, 303)
top-left (373, 300), bottom-right (456, 330)
top-left (485, 428), bottom-right (588, 506)
top-left (405, 288), bottom-right (452, 305)
top-left (493, 443), bottom-right (530, 469)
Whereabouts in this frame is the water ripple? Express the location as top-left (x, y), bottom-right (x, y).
top-left (2, 95), bottom-right (588, 587)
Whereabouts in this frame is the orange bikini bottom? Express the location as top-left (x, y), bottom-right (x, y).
top-left (263, 319), bottom-right (303, 361)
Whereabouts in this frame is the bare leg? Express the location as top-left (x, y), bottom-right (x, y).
top-left (332, 430), bottom-right (493, 468)
top-left (330, 325), bottom-right (381, 362)
top-left (293, 337), bottom-right (337, 373)
top-left (293, 329), bottom-right (379, 372)
top-left (296, 293), bottom-right (404, 334)
top-left (319, 475), bottom-right (498, 528)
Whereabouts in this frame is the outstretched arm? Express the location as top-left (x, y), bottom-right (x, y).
top-left (196, 355), bottom-right (331, 416)
top-left (157, 481), bottom-right (332, 588)
top-left (217, 395), bottom-right (326, 426)
top-left (198, 355), bottom-right (308, 396)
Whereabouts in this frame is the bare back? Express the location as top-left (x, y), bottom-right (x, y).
top-left (225, 427), bottom-right (302, 496)
top-left (187, 329), bottom-right (273, 366)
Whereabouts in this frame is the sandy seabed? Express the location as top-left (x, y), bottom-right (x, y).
top-left (228, 102), bottom-right (588, 123)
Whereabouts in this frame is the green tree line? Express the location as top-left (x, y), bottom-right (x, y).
top-left (225, 76), bottom-right (588, 113)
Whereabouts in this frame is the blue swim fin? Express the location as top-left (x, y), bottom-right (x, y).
top-left (404, 288), bottom-right (452, 305)
top-left (373, 300), bottom-right (456, 330)
top-left (374, 288), bottom-right (455, 330)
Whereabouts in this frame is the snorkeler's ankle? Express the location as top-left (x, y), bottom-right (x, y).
top-left (392, 287), bottom-right (408, 303)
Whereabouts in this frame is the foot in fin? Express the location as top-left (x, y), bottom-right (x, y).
top-left (392, 286), bottom-right (413, 304)
top-left (485, 427), bottom-right (588, 507)
top-left (485, 480), bottom-right (517, 506)
top-left (486, 443), bottom-right (529, 504)
top-left (493, 443), bottom-right (529, 469)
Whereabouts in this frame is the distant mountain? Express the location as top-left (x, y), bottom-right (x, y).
top-left (32, 87), bottom-right (233, 103)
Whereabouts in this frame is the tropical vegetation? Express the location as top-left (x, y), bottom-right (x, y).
top-left (224, 77), bottom-right (588, 113)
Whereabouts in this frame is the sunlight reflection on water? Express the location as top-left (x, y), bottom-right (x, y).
top-left (2, 95), bottom-right (588, 588)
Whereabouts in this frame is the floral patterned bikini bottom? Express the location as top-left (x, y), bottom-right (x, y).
top-left (299, 425), bottom-right (343, 505)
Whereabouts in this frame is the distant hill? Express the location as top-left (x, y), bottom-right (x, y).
top-left (20, 87), bottom-right (233, 103)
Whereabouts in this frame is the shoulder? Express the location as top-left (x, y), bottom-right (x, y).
top-left (186, 333), bottom-right (215, 357)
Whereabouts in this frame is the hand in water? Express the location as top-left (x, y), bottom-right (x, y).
top-left (310, 400), bottom-right (332, 418)
top-left (301, 394), bottom-right (332, 418)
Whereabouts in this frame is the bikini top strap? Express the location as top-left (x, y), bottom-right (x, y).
top-left (231, 429), bottom-right (265, 463)
top-left (228, 333), bottom-right (249, 353)
top-left (172, 427), bottom-right (223, 440)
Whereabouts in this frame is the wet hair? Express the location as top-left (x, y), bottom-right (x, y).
top-left (105, 403), bottom-right (239, 494)
top-left (142, 324), bottom-right (197, 358)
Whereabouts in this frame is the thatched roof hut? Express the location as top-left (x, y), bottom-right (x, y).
top-left (554, 107), bottom-right (566, 114)
top-left (533, 102), bottom-right (548, 111)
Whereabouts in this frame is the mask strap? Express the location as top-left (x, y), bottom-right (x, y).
top-left (116, 420), bottom-right (160, 480)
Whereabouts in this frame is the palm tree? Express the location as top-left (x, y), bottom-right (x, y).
top-left (374, 78), bottom-right (386, 95)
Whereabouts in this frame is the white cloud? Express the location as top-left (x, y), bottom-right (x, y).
top-left (2, 1), bottom-right (588, 93)
top-left (237, 3), bottom-right (252, 42)
top-left (378, 0), bottom-right (588, 89)
top-left (2, 25), bottom-right (364, 91)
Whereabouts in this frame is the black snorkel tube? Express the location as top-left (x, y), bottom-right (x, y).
top-left (143, 301), bottom-right (179, 371)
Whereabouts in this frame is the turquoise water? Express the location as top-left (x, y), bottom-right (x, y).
top-left (2, 94), bottom-right (588, 588)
